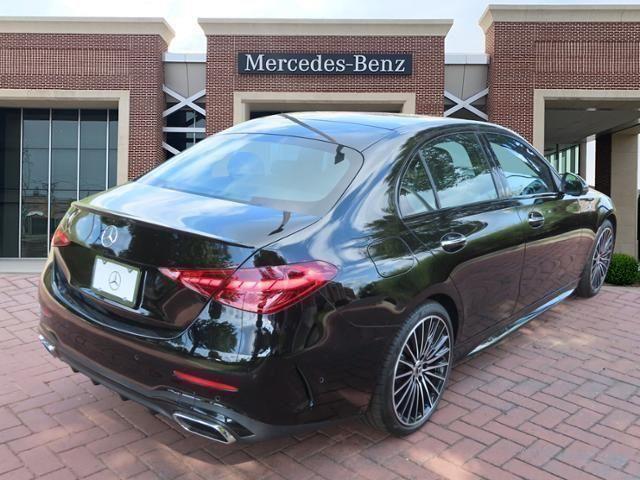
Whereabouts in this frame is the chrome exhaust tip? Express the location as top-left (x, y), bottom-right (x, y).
top-left (38, 334), bottom-right (56, 355)
top-left (172, 412), bottom-right (236, 444)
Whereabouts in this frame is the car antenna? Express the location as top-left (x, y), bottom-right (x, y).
top-left (280, 113), bottom-right (338, 144)
top-left (279, 113), bottom-right (346, 164)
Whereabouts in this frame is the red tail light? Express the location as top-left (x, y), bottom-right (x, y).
top-left (159, 261), bottom-right (337, 314)
top-left (158, 268), bottom-right (229, 298)
top-left (51, 227), bottom-right (71, 248)
top-left (173, 370), bottom-right (238, 392)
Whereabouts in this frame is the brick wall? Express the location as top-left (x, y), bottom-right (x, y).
top-left (0, 33), bottom-right (167, 179)
top-left (486, 22), bottom-right (640, 142)
top-left (205, 35), bottom-right (445, 134)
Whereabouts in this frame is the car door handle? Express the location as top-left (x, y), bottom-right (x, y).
top-left (441, 232), bottom-right (467, 253)
top-left (528, 211), bottom-right (545, 229)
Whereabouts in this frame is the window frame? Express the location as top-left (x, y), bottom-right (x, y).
top-left (395, 129), bottom-right (503, 220)
top-left (396, 151), bottom-right (439, 218)
top-left (479, 131), bottom-right (561, 199)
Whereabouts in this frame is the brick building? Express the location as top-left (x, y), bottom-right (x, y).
top-left (0, 6), bottom-right (639, 269)
top-left (481, 4), bottom-right (640, 258)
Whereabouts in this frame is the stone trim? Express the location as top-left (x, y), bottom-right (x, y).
top-left (0, 17), bottom-right (174, 44)
top-left (232, 91), bottom-right (416, 124)
top-left (480, 4), bottom-right (640, 32)
top-left (199, 18), bottom-right (452, 37)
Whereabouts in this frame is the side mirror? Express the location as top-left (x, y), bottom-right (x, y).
top-left (561, 172), bottom-right (589, 196)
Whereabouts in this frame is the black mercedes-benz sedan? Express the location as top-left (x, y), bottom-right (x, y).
top-left (39, 112), bottom-right (615, 443)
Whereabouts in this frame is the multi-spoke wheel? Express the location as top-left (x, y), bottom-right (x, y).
top-left (576, 219), bottom-right (615, 298)
top-left (366, 301), bottom-right (454, 435)
top-left (392, 315), bottom-right (451, 426)
top-left (590, 226), bottom-right (613, 291)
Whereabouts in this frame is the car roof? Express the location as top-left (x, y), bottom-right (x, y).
top-left (221, 112), bottom-right (490, 151)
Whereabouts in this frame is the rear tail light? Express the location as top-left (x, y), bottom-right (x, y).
top-left (159, 261), bottom-right (337, 314)
top-left (159, 268), bottom-right (228, 298)
top-left (51, 227), bottom-right (71, 248)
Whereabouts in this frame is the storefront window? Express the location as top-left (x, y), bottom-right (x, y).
top-left (79, 110), bottom-right (108, 199)
top-left (164, 103), bottom-right (205, 159)
top-left (546, 144), bottom-right (579, 175)
top-left (51, 110), bottom-right (79, 243)
top-left (0, 107), bottom-right (118, 258)
top-left (165, 131), bottom-right (205, 158)
top-left (22, 110), bottom-right (50, 258)
top-left (108, 110), bottom-right (118, 187)
top-left (444, 96), bottom-right (487, 121)
top-left (0, 109), bottom-right (21, 258)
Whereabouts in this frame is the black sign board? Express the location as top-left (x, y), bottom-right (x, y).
top-left (238, 53), bottom-right (412, 75)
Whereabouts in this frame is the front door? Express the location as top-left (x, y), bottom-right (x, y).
top-left (482, 132), bottom-right (591, 310)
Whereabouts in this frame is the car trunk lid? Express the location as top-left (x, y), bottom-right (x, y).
top-left (53, 183), bottom-right (319, 336)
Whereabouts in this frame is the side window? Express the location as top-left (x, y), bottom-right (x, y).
top-left (420, 132), bottom-right (498, 209)
top-left (486, 133), bottom-right (554, 196)
top-left (398, 155), bottom-right (437, 217)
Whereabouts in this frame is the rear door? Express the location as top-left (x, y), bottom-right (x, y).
top-left (482, 132), bottom-right (591, 311)
top-left (398, 131), bottom-right (526, 343)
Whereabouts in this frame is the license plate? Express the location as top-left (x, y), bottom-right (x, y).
top-left (91, 256), bottom-right (141, 308)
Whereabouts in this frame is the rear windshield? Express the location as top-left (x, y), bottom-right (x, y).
top-left (139, 133), bottom-right (362, 216)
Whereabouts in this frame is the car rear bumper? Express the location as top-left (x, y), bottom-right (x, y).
top-left (37, 266), bottom-right (341, 443)
top-left (37, 328), bottom-right (243, 443)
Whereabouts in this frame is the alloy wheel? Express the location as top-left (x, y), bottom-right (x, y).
top-left (392, 315), bottom-right (451, 427)
top-left (590, 226), bottom-right (614, 291)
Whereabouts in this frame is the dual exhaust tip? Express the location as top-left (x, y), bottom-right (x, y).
top-left (39, 334), bottom-right (236, 444)
top-left (39, 334), bottom-right (57, 355)
top-left (172, 412), bottom-right (236, 444)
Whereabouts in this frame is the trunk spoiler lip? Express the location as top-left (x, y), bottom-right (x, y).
top-left (72, 201), bottom-right (255, 250)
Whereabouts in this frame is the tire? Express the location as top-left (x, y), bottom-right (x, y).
top-left (366, 301), bottom-right (454, 436)
top-left (575, 219), bottom-right (615, 298)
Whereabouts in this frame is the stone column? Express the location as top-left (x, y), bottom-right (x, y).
top-left (578, 140), bottom-right (588, 180)
top-left (610, 132), bottom-right (639, 257)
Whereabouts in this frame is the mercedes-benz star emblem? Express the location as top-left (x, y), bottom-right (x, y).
top-left (101, 225), bottom-right (118, 248)
top-left (108, 271), bottom-right (122, 291)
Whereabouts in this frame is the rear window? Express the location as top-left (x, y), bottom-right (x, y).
top-left (138, 133), bottom-right (362, 215)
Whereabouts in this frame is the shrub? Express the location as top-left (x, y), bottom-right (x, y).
top-left (605, 253), bottom-right (639, 286)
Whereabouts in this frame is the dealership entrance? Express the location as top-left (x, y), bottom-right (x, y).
top-left (536, 90), bottom-right (640, 257)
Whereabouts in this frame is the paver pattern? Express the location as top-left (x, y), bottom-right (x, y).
top-left (1, 273), bottom-right (639, 479)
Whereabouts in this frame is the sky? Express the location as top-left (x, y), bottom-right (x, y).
top-left (3, 0), bottom-right (640, 53)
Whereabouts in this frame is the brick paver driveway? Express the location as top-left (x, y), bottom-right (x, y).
top-left (1, 274), bottom-right (639, 480)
